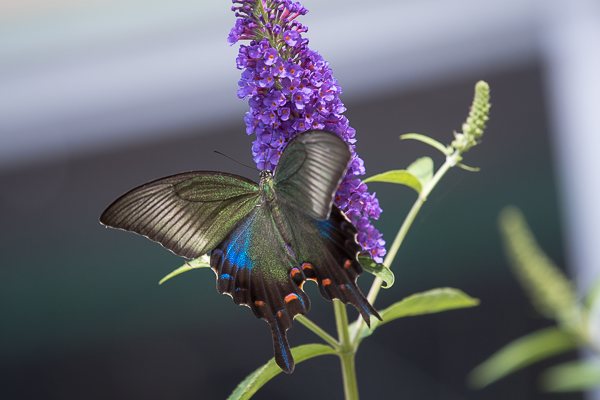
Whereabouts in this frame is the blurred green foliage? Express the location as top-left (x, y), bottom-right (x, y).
top-left (469, 208), bottom-right (600, 392)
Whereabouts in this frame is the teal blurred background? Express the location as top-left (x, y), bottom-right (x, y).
top-left (2, 1), bottom-right (599, 399)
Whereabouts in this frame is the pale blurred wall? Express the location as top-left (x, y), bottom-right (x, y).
top-left (1, 0), bottom-right (539, 167)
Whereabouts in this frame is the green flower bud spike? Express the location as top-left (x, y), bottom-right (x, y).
top-left (452, 80), bottom-right (491, 155)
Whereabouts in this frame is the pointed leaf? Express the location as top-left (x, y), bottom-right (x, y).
top-left (400, 133), bottom-right (450, 155)
top-left (363, 169), bottom-right (422, 193)
top-left (468, 327), bottom-right (578, 388)
top-left (407, 157), bottom-right (434, 185)
top-left (379, 288), bottom-right (478, 322)
top-left (358, 256), bottom-right (394, 289)
top-left (228, 344), bottom-right (337, 400)
top-left (356, 288), bottom-right (479, 338)
top-left (159, 255), bottom-right (211, 285)
top-left (541, 359), bottom-right (600, 392)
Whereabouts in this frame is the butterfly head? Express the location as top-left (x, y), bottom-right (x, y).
top-left (259, 170), bottom-right (275, 202)
top-left (259, 169), bottom-right (273, 180)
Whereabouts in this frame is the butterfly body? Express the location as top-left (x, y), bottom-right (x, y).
top-left (100, 131), bottom-right (380, 373)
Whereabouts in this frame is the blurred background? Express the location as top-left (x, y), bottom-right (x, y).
top-left (1, 0), bottom-right (599, 399)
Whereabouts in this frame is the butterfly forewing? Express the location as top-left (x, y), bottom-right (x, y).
top-left (100, 172), bottom-right (260, 259)
top-left (274, 130), bottom-right (351, 220)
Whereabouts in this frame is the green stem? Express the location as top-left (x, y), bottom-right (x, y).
top-left (334, 299), bottom-right (353, 348)
top-left (352, 151), bottom-right (461, 343)
top-left (296, 315), bottom-right (340, 350)
top-left (339, 351), bottom-right (359, 400)
top-left (334, 299), bottom-right (360, 400)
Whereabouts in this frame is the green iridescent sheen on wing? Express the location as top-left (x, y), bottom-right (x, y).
top-left (100, 171), bottom-right (260, 259)
top-left (175, 173), bottom-right (258, 201)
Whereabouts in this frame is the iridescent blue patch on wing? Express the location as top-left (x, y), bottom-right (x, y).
top-left (224, 214), bottom-right (256, 270)
top-left (273, 324), bottom-right (291, 371)
top-left (221, 273), bottom-right (233, 280)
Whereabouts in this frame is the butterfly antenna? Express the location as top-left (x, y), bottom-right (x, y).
top-left (214, 150), bottom-right (259, 172)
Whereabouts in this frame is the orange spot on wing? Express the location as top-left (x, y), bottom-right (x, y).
top-left (301, 262), bottom-right (313, 271)
top-left (322, 278), bottom-right (332, 286)
top-left (276, 310), bottom-right (284, 318)
top-left (284, 293), bottom-right (298, 303)
top-left (254, 300), bottom-right (265, 307)
top-left (302, 262), bottom-right (317, 281)
top-left (343, 259), bottom-right (352, 269)
top-left (290, 268), bottom-right (301, 278)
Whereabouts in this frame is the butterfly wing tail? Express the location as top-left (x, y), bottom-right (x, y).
top-left (338, 279), bottom-right (381, 326)
top-left (270, 319), bottom-right (294, 374)
top-left (256, 286), bottom-right (307, 374)
top-left (261, 280), bottom-right (309, 374)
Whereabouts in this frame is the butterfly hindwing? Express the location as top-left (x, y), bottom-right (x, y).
top-left (274, 131), bottom-right (379, 322)
top-left (279, 202), bottom-right (381, 325)
top-left (274, 130), bottom-right (351, 220)
top-left (209, 198), bottom-right (379, 373)
top-left (100, 172), bottom-right (260, 259)
top-left (210, 204), bottom-right (310, 374)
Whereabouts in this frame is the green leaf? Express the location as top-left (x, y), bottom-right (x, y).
top-left (407, 157), bottom-right (434, 185)
top-left (379, 287), bottom-right (479, 321)
top-left (358, 256), bottom-right (394, 289)
top-left (363, 169), bottom-right (422, 193)
top-left (363, 157), bottom-right (433, 194)
top-left (541, 359), bottom-right (600, 392)
top-left (356, 288), bottom-right (479, 338)
top-left (400, 133), bottom-right (450, 155)
top-left (468, 327), bottom-right (579, 388)
top-left (228, 344), bottom-right (337, 400)
top-left (158, 255), bottom-right (211, 285)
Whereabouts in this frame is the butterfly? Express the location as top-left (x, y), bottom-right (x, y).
top-left (100, 130), bottom-right (380, 373)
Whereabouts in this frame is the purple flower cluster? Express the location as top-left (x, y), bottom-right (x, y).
top-left (229, 0), bottom-right (385, 261)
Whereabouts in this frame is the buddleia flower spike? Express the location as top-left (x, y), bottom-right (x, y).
top-left (229, 0), bottom-right (386, 263)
